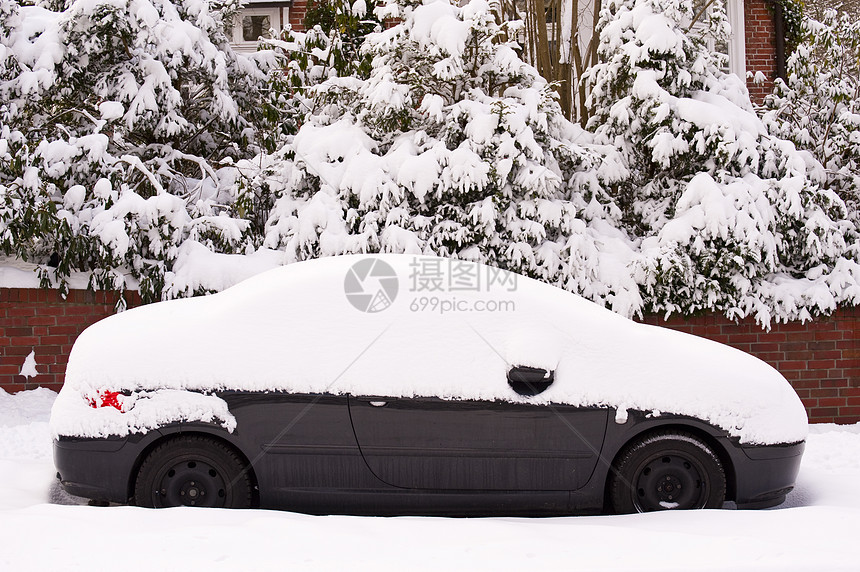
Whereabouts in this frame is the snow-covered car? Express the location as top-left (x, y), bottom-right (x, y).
top-left (51, 255), bottom-right (806, 514)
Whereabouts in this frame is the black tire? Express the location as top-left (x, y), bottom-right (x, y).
top-left (609, 430), bottom-right (725, 514)
top-left (134, 435), bottom-right (252, 509)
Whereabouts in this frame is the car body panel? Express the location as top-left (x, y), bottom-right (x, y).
top-left (53, 391), bottom-right (804, 515)
top-left (217, 392), bottom-right (389, 508)
top-left (349, 396), bottom-right (608, 490)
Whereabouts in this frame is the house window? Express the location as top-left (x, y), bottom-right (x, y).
top-left (243, 15), bottom-right (272, 42)
top-left (689, 0), bottom-right (746, 77)
top-left (231, 6), bottom-right (284, 53)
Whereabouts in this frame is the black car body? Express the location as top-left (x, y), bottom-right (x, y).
top-left (55, 392), bottom-right (803, 514)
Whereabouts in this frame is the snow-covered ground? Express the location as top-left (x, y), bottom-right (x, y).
top-left (1, 388), bottom-right (858, 571)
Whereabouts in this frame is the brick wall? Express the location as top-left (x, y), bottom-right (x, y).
top-left (744, 0), bottom-right (778, 103)
top-left (639, 307), bottom-right (860, 424)
top-left (1, 286), bottom-right (857, 424)
top-left (0, 289), bottom-right (139, 393)
top-left (290, 2), bottom-right (307, 31)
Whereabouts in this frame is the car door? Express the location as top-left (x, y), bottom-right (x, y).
top-left (348, 394), bottom-right (608, 490)
top-left (220, 392), bottom-right (380, 498)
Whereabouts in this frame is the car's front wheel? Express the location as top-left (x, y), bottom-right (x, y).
top-left (134, 435), bottom-right (252, 509)
top-left (609, 430), bottom-right (725, 514)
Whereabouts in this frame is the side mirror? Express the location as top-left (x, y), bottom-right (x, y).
top-left (507, 366), bottom-right (554, 396)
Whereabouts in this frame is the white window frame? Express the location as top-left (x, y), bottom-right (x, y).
top-left (725, 0), bottom-right (746, 78)
top-left (689, 0), bottom-right (746, 77)
top-left (231, 7), bottom-right (283, 53)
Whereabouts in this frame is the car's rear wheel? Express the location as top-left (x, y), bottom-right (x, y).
top-left (134, 435), bottom-right (252, 509)
top-left (609, 430), bottom-right (725, 514)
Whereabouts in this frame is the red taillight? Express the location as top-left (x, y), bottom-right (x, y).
top-left (87, 390), bottom-right (125, 411)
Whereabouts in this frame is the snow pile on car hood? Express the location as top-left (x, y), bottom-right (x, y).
top-left (51, 254), bottom-right (808, 445)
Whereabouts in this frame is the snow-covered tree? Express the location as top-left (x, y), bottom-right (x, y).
top-left (763, 10), bottom-right (860, 228)
top-left (244, 0), bottom-right (642, 313)
top-left (585, 0), bottom-right (858, 323)
top-left (0, 0), bottom-right (273, 300)
top-left (258, 0), bottom-right (381, 141)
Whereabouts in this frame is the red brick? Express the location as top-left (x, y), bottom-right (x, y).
top-left (55, 315), bottom-right (90, 326)
top-left (38, 335), bottom-right (70, 346)
top-left (27, 315), bottom-right (56, 326)
top-left (781, 342), bottom-right (810, 353)
top-left (6, 307), bottom-right (36, 317)
top-left (4, 327), bottom-right (32, 337)
top-left (34, 305), bottom-right (64, 316)
top-left (728, 334), bottom-right (759, 344)
top-left (811, 388), bottom-right (840, 398)
top-left (809, 407), bottom-right (839, 418)
top-left (775, 322), bottom-right (810, 333)
top-left (0, 384), bottom-right (28, 393)
top-left (1, 345), bottom-right (34, 356)
top-left (790, 379), bottom-right (822, 389)
top-left (64, 306), bottom-right (96, 316)
top-left (799, 369), bottom-right (826, 380)
top-left (756, 352), bottom-right (784, 362)
top-left (810, 351), bottom-right (842, 361)
top-left (37, 347), bottom-right (60, 361)
top-left (47, 325), bottom-right (82, 336)
top-left (811, 330), bottom-right (844, 341)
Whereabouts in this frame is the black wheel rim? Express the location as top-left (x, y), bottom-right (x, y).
top-left (151, 458), bottom-right (229, 508)
top-left (632, 452), bottom-right (709, 512)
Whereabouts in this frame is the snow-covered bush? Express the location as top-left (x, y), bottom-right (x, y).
top-left (585, 0), bottom-right (859, 323)
top-left (241, 0), bottom-right (643, 313)
top-left (258, 0), bottom-right (381, 141)
top-left (763, 10), bottom-right (860, 228)
top-left (231, 0), bottom-right (384, 244)
top-left (0, 0), bottom-right (273, 300)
